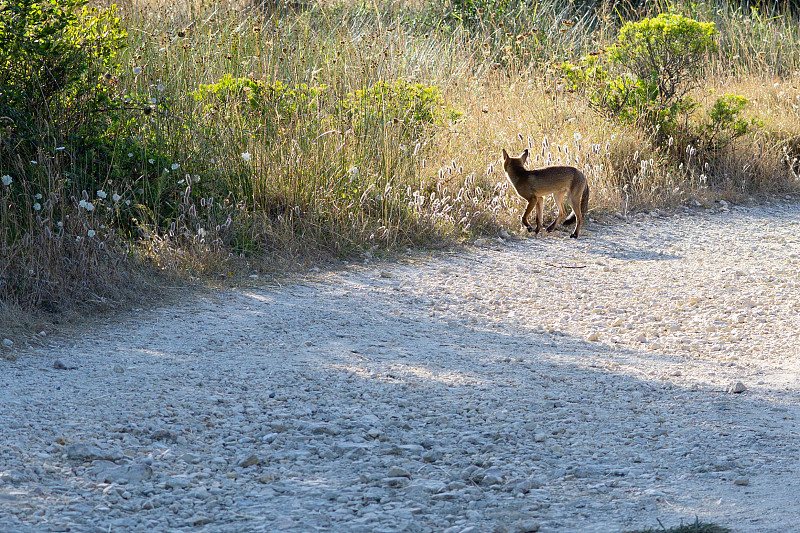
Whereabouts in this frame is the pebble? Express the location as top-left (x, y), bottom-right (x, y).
top-left (2, 202), bottom-right (800, 533)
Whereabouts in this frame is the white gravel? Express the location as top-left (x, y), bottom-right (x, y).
top-left (2, 199), bottom-right (800, 533)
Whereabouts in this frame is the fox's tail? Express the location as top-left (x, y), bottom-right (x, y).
top-left (563, 184), bottom-right (590, 226)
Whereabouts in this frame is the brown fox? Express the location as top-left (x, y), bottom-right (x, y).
top-left (502, 148), bottom-right (589, 239)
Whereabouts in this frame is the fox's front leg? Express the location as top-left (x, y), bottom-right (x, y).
top-left (521, 198), bottom-right (537, 233)
top-left (534, 197), bottom-right (544, 234)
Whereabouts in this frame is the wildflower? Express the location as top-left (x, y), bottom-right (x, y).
top-left (33, 202), bottom-right (41, 211)
top-left (171, 163), bottom-right (180, 170)
top-left (87, 229), bottom-right (96, 238)
top-left (97, 190), bottom-right (107, 199)
top-left (1, 174), bottom-right (11, 186)
top-left (35, 193), bottom-right (42, 199)
top-left (79, 200), bottom-right (95, 212)
top-left (133, 66), bottom-right (142, 75)
top-left (148, 159), bottom-right (155, 164)
top-left (128, 153), bottom-right (134, 158)
top-left (241, 152), bottom-right (252, 162)
top-left (112, 193), bottom-right (122, 202)
top-left (157, 83), bottom-right (165, 92)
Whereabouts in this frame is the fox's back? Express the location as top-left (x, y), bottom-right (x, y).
top-left (512, 165), bottom-right (583, 196)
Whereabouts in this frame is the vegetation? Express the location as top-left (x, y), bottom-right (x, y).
top-left (2, 0), bottom-right (799, 329)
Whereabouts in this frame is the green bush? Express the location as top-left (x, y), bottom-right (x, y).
top-left (702, 93), bottom-right (760, 149)
top-left (608, 14), bottom-right (717, 107)
top-left (562, 14), bottom-right (718, 139)
top-left (0, 0), bottom-right (126, 143)
top-left (193, 74), bottom-right (326, 140)
top-left (341, 79), bottom-right (458, 141)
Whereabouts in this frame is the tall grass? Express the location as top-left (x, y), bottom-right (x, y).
top-left (2, 0), bottom-right (799, 330)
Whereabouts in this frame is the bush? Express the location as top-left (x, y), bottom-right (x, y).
top-left (562, 14), bottom-right (719, 140)
top-left (0, 0), bottom-right (126, 145)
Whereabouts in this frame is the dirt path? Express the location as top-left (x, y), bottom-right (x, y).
top-left (2, 199), bottom-right (800, 533)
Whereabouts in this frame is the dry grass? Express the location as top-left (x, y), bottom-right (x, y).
top-left (2, 0), bottom-right (800, 339)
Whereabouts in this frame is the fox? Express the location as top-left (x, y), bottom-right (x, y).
top-left (502, 148), bottom-right (589, 239)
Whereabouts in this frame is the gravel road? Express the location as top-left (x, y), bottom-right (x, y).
top-left (2, 199), bottom-right (800, 533)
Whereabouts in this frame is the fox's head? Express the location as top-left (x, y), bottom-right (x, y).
top-left (502, 148), bottom-right (529, 174)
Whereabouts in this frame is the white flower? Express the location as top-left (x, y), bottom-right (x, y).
top-left (33, 202), bottom-right (41, 211)
top-left (148, 159), bottom-right (154, 164)
top-left (150, 97), bottom-right (157, 105)
top-left (127, 153), bottom-right (134, 158)
top-left (125, 200), bottom-right (130, 205)
top-left (87, 229), bottom-right (96, 238)
top-left (171, 163), bottom-right (180, 170)
top-left (112, 193), bottom-right (121, 202)
top-left (1, 174), bottom-right (11, 186)
top-left (57, 221), bottom-right (63, 228)
top-left (79, 200), bottom-right (95, 212)
top-left (35, 193), bottom-right (42, 199)
top-left (55, 146), bottom-right (65, 151)
top-left (241, 152), bottom-right (251, 162)
top-left (31, 160), bottom-right (37, 165)
top-left (133, 66), bottom-right (142, 75)
top-left (97, 190), bottom-right (107, 199)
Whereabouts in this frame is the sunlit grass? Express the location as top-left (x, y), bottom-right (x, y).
top-left (1, 0), bottom-right (800, 329)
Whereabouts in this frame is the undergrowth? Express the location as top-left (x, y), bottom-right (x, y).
top-left (1, 0), bottom-right (799, 333)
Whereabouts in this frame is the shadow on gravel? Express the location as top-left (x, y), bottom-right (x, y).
top-left (2, 282), bottom-right (799, 533)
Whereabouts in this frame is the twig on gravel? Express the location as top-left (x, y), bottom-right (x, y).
top-left (544, 262), bottom-right (588, 269)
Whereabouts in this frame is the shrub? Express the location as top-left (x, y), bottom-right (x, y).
top-left (0, 0), bottom-right (126, 145)
top-left (562, 14), bottom-right (718, 140)
top-left (341, 79), bottom-right (458, 141)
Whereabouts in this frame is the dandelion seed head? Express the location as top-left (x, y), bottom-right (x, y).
top-left (33, 202), bottom-right (41, 211)
top-left (157, 83), bottom-right (165, 92)
top-left (2, 174), bottom-right (12, 186)
top-left (87, 229), bottom-right (96, 237)
top-left (241, 152), bottom-right (252, 162)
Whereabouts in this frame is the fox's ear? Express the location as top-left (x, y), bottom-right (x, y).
top-left (520, 149), bottom-right (529, 164)
top-left (502, 149), bottom-right (509, 160)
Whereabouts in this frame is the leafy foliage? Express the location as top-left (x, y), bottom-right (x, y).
top-left (562, 14), bottom-right (720, 139)
top-left (0, 0), bottom-right (126, 142)
top-left (341, 79), bottom-right (458, 141)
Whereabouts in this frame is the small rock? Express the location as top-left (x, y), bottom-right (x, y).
top-left (151, 429), bottom-right (178, 442)
top-left (66, 443), bottom-right (124, 462)
top-left (113, 364), bottom-right (125, 374)
top-left (380, 271), bottom-right (395, 278)
top-left (238, 454), bottom-right (260, 468)
top-left (733, 476), bottom-right (750, 486)
top-left (514, 521), bottom-right (541, 533)
top-left (165, 475), bottom-right (191, 489)
top-left (54, 359), bottom-right (74, 370)
top-left (587, 332), bottom-right (600, 342)
top-left (727, 381), bottom-right (747, 394)
top-left (2, 338), bottom-right (13, 347)
top-left (387, 465), bottom-right (411, 478)
top-left (534, 433), bottom-right (547, 443)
